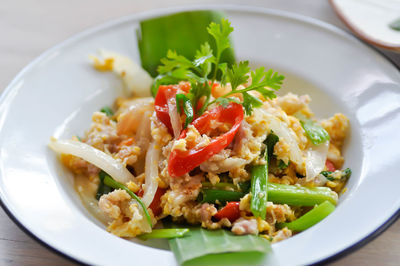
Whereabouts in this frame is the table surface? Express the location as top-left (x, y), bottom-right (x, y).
top-left (1, 0), bottom-right (399, 265)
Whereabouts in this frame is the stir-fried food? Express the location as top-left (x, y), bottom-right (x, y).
top-left (49, 13), bottom-right (351, 263)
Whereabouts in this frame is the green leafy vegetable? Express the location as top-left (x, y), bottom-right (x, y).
top-left (277, 201), bottom-right (335, 231)
top-left (137, 11), bottom-right (235, 77)
top-left (278, 160), bottom-right (289, 169)
top-left (198, 189), bottom-right (245, 204)
top-left (207, 63), bottom-right (284, 115)
top-left (321, 168), bottom-right (352, 181)
top-left (103, 174), bottom-right (153, 227)
top-left (207, 18), bottom-right (234, 80)
top-left (268, 183), bottom-right (337, 206)
top-left (138, 229), bottom-right (189, 240)
top-left (168, 227), bottom-right (270, 265)
top-left (295, 113), bottom-right (329, 145)
top-left (389, 17), bottom-right (400, 31)
top-left (100, 106), bottom-right (114, 117)
top-left (238, 181), bottom-right (251, 193)
top-left (264, 132), bottom-right (279, 163)
top-left (150, 17), bottom-right (284, 115)
top-left (176, 93), bottom-right (194, 128)
top-left (96, 170), bottom-right (114, 200)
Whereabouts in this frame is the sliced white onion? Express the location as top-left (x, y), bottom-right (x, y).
top-left (74, 175), bottom-right (111, 224)
top-left (167, 96), bottom-right (182, 138)
top-left (305, 141), bottom-right (329, 182)
top-left (95, 50), bottom-right (153, 97)
top-left (313, 173), bottom-right (329, 186)
top-left (262, 111), bottom-right (304, 167)
top-left (129, 199), bottom-right (152, 233)
top-left (49, 138), bottom-right (134, 183)
top-left (135, 110), bottom-right (152, 151)
top-left (142, 141), bottom-right (160, 207)
top-left (132, 110), bottom-right (153, 174)
top-left (117, 98), bottom-right (153, 136)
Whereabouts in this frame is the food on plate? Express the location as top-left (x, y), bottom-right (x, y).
top-left (49, 11), bottom-right (351, 264)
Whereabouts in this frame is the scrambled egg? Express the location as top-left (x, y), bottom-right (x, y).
top-left (66, 89), bottom-right (349, 239)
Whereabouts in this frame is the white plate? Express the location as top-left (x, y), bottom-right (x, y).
top-left (0, 5), bottom-right (399, 266)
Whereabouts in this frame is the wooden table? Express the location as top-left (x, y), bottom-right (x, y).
top-left (1, 0), bottom-right (399, 265)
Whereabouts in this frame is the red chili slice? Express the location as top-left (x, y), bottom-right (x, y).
top-left (137, 187), bottom-right (166, 216)
top-left (325, 160), bottom-right (336, 172)
top-left (154, 83), bottom-right (190, 135)
top-left (168, 102), bottom-right (244, 177)
top-left (214, 201), bottom-right (241, 222)
top-left (148, 187), bottom-right (166, 216)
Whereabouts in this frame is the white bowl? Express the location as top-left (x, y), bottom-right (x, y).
top-left (0, 5), bottom-right (399, 266)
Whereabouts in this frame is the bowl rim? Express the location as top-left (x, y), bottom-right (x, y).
top-left (0, 4), bottom-right (399, 265)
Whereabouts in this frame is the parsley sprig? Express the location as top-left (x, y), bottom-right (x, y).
top-left (153, 18), bottom-right (285, 122)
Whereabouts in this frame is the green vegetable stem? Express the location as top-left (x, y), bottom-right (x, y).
top-left (201, 182), bottom-right (237, 190)
top-left (199, 183), bottom-right (337, 206)
top-left (250, 132), bottom-right (272, 220)
top-left (277, 201), bottom-right (335, 231)
top-left (268, 183), bottom-right (337, 206)
top-left (176, 93), bottom-right (194, 128)
top-left (95, 170), bottom-right (114, 200)
top-left (198, 189), bottom-right (245, 204)
top-left (264, 132), bottom-right (279, 163)
top-left (103, 174), bottom-right (153, 227)
top-left (250, 164), bottom-right (268, 219)
top-left (295, 113), bottom-right (329, 145)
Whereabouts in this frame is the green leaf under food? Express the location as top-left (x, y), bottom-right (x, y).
top-left (295, 113), bottom-right (329, 145)
top-left (168, 227), bottom-right (271, 266)
top-left (389, 17), bottom-right (400, 31)
top-left (138, 228), bottom-right (189, 240)
top-left (137, 10), bottom-right (235, 77)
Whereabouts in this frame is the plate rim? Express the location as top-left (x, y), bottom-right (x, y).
top-left (0, 4), bottom-right (399, 265)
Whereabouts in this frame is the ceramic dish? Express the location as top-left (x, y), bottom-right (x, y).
top-left (0, 5), bottom-right (399, 266)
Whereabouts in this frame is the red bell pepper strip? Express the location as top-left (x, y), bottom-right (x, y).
top-left (325, 160), bottom-right (336, 172)
top-left (168, 102), bottom-right (244, 177)
top-left (148, 187), bottom-right (166, 216)
top-left (154, 83), bottom-right (190, 135)
top-left (214, 201), bottom-right (241, 222)
top-left (137, 187), bottom-right (166, 216)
